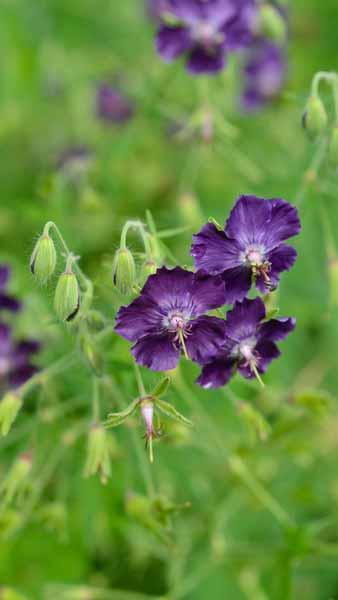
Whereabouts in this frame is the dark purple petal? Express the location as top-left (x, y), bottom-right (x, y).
top-left (191, 223), bottom-right (242, 274)
top-left (225, 195), bottom-right (272, 247)
top-left (156, 25), bottom-right (192, 61)
top-left (9, 365), bottom-right (38, 388)
top-left (132, 333), bottom-right (180, 371)
top-left (255, 339), bottom-right (280, 372)
top-left (12, 340), bottom-right (41, 369)
top-left (256, 243), bottom-right (297, 293)
top-left (197, 357), bottom-right (235, 388)
top-left (185, 316), bottom-right (226, 364)
top-left (264, 199), bottom-right (301, 248)
top-left (222, 266), bottom-right (252, 304)
top-left (0, 265), bottom-right (10, 289)
top-left (187, 45), bottom-right (226, 74)
top-left (0, 293), bottom-right (21, 312)
top-left (258, 317), bottom-right (296, 342)
top-left (0, 323), bottom-right (11, 353)
top-left (165, 0), bottom-right (204, 23)
top-left (225, 297), bottom-right (265, 341)
top-left (241, 41), bottom-right (286, 112)
top-left (115, 296), bottom-right (163, 342)
top-left (190, 271), bottom-right (226, 314)
top-left (141, 267), bottom-right (194, 308)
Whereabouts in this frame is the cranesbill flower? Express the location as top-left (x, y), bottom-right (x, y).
top-left (197, 297), bottom-right (295, 388)
top-left (191, 195), bottom-right (301, 303)
top-left (96, 85), bottom-right (134, 124)
top-left (115, 266), bottom-right (226, 371)
top-left (0, 322), bottom-right (40, 390)
top-left (241, 40), bottom-right (286, 111)
top-left (155, 0), bottom-right (257, 75)
top-left (0, 266), bottom-right (21, 313)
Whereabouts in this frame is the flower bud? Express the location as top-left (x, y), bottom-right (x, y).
top-left (139, 259), bottom-right (157, 286)
top-left (0, 392), bottom-right (22, 436)
top-left (84, 425), bottom-right (112, 484)
top-left (328, 125), bottom-right (338, 167)
top-left (30, 234), bottom-right (57, 282)
top-left (112, 247), bottom-right (136, 295)
top-left (259, 3), bottom-right (287, 43)
top-left (54, 269), bottom-right (80, 322)
top-left (79, 334), bottom-right (104, 377)
top-left (1, 452), bottom-right (32, 507)
top-left (302, 96), bottom-right (328, 139)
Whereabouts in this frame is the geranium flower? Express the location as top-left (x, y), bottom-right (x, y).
top-left (115, 266), bottom-right (226, 371)
top-left (155, 0), bottom-right (257, 75)
top-left (197, 297), bottom-right (295, 388)
top-left (191, 195), bottom-right (301, 303)
top-left (0, 266), bottom-right (21, 313)
top-left (0, 323), bottom-right (40, 390)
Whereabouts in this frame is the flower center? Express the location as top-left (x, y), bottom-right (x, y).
top-left (192, 21), bottom-right (223, 48)
top-left (168, 313), bottom-right (186, 331)
top-left (244, 245), bottom-right (264, 266)
top-left (0, 357), bottom-right (10, 377)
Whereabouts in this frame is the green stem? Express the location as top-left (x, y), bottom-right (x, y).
top-left (311, 71), bottom-right (336, 97)
top-left (120, 220), bottom-right (152, 260)
top-left (92, 377), bottom-right (100, 422)
top-left (134, 362), bottom-right (147, 398)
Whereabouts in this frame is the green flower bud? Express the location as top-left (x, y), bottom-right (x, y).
top-left (0, 392), bottom-right (22, 436)
top-left (328, 125), bottom-right (338, 166)
top-left (1, 452), bottom-right (32, 507)
top-left (139, 259), bottom-right (157, 286)
top-left (112, 247), bottom-right (136, 295)
top-left (84, 425), bottom-right (113, 484)
top-left (30, 234), bottom-right (57, 282)
top-left (54, 269), bottom-right (80, 322)
top-left (302, 96), bottom-right (328, 139)
top-left (259, 3), bottom-right (287, 42)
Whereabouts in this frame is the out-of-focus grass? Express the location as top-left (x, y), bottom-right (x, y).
top-left (1, 1), bottom-right (338, 598)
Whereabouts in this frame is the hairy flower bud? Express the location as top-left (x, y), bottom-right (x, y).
top-left (112, 247), bottom-right (136, 295)
top-left (302, 96), bottom-right (328, 139)
top-left (139, 259), bottom-right (157, 286)
top-left (30, 233), bottom-right (57, 282)
top-left (0, 392), bottom-right (22, 436)
top-left (54, 268), bottom-right (80, 322)
top-left (328, 125), bottom-right (338, 167)
top-left (1, 452), bottom-right (32, 507)
top-left (84, 424), bottom-right (112, 484)
top-left (259, 3), bottom-right (287, 43)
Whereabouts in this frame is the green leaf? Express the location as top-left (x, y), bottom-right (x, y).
top-left (155, 399), bottom-right (193, 427)
top-left (104, 398), bottom-right (139, 428)
top-left (265, 307), bottom-right (280, 320)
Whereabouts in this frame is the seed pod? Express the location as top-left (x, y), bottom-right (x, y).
top-left (54, 270), bottom-right (80, 322)
top-left (0, 392), bottom-right (22, 436)
top-left (260, 3), bottom-right (287, 43)
top-left (112, 247), bottom-right (136, 295)
top-left (328, 125), bottom-right (338, 167)
top-left (139, 259), bottom-right (157, 286)
top-left (302, 96), bottom-right (328, 139)
top-left (30, 234), bottom-right (57, 282)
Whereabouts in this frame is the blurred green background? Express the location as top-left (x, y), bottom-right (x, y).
top-left (1, 0), bottom-right (338, 598)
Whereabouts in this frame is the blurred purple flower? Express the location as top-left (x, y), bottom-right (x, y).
top-left (56, 146), bottom-right (93, 175)
top-left (191, 195), bottom-right (301, 303)
top-left (197, 297), bottom-right (295, 388)
top-left (96, 85), bottom-right (134, 124)
top-left (241, 40), bottom-right (286, 111)
top-left (0, 323), bottom-right (40, 390)
top-left (147, 0), bottom-right (171, 20)
top-left (0, 265), bottom-right (21, 313)
top-left (115, 266), bottom-right (226, 371)
top-left (155, 0), bottom-right (258, 75)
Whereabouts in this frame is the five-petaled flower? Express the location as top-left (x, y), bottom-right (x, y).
top-left (191, 195), bottom-right (301, 303)
top-left (197, 297), bottom-right (295, 388)
top-left (0, 266), bottom-right (21, 313)
top-left (115, 266), bottom-right (226, 371)
top-left (155, 0), bottom-right (257, 75)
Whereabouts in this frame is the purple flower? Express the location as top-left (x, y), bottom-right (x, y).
top-left (155, 0), bottom-right (257, 75)
top-left (0, 322), bottom-right (40, 391)
top-left (197, 297), bottom-right (295, 388)
top-left (115, 266), bottom-right (226, 371)
top-left (147, 0), bottom-right (172, 21)
top-left (0, 266), bottom-right (21, 313)
top-left (241, 40), bottom-right (286, 111)
top-left (191, 195), bottom-right (301, 303)
top-left (96, 85), bottom-right (134, 124)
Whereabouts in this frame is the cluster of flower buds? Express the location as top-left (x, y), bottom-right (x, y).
top-left (30, 222), bottom-right (83, 322)
top-left (105, 375), bottom-right (192, 462)
top-left (302, 71), bottom-right (338, 167)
